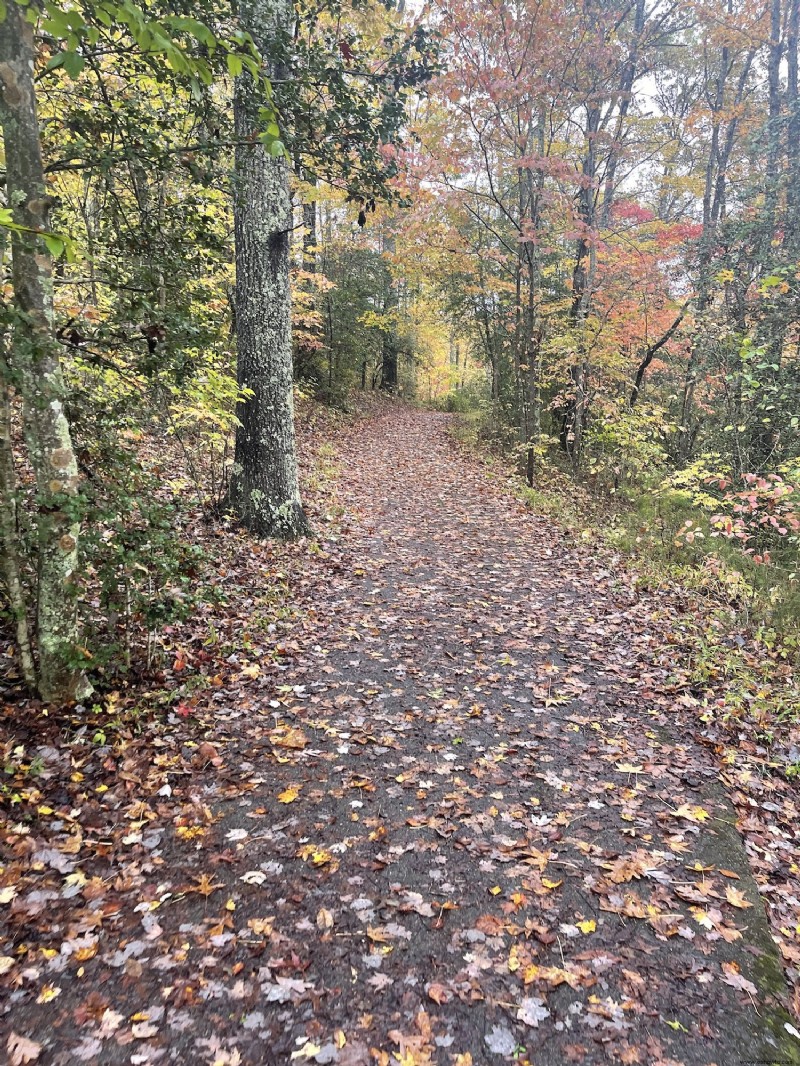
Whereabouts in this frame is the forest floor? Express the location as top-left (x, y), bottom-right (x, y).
top-left (3, 404), bottom-right (800, 1066)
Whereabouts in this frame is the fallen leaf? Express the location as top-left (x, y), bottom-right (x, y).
top-left (725, 885), bottom-right (753, 909)
top-left (517, 996), bottom-right (550, 1027)
top-left (7, 1033), bottom-right (42, 1065)
top-left (131, 1022), bottom-right (159, 1039)
top-left (427, 982), bottom-right (452, 1004)
top-left (484, 1025), bottom-right (516, 1055)
top-left (36, 984), bottom-right (61, 1004)
top-left (672, 804), bottom-right (710, 823)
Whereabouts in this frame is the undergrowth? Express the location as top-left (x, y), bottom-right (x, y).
top-left (449, 411), bottom-right (800, 754)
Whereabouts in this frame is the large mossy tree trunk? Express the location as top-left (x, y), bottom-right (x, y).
top-left (230, 0), bottom-right (308, 539)
top-left (0, 3), bottom-right (91, 702)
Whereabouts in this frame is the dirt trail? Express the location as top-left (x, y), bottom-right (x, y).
top-left (4, 407), bottom-right (799, 1066)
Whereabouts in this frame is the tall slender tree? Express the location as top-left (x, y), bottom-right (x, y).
top-left (0, 0), bottom-right (91, 701)
top-left (229, 0), bottom-right (309, 539)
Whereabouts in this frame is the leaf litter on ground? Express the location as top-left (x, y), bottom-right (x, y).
top-left (2, 402), bottom-right (800, 1065)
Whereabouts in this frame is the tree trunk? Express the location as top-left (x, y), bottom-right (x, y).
top-left (566, 102), bottom-right (601, 464)
top-left (302, 198), bottom-right (317, 268)
top-left (0, 4), bottom-right (91, 702)
top-left (0, 222), bottom-right (35, 689)
top-left (523, 117), bottom-right (545, 483)
top-left (380, 333), bottom-right (398, 391)
top-left (677, 39), bottom-right (754, 464)
top-left (599, 0), bottom-right (646, 227)
top-left (630, 304), bottom-right (688, 407)
top-left (787, 0), bottom-right (799, 251)
top-left (294, 193), bottom-right (319, 380)
top-left (0, 362), bottom-right (36, 689)
top-left (230, 0), bottom-right (308, 538)
top-left (380, 232), bottom-right (398, 391)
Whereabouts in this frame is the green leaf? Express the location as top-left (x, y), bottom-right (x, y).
top-left (62, 50), bottom-right (85, 78)
top-left (42, 10), bottom-right (72, 37)
top-left (43, 234), bottom-right (65, 258)
top-left (45, 51), bottom-right (66, 72)
top-left (226, 52), bottom-right (243, 77)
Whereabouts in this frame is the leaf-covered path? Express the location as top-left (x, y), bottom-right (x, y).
top-left (3, 408), bottom-right (798, 1066)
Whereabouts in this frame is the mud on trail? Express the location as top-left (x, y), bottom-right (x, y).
top-left (2, 407), bottom-right (799, 1066)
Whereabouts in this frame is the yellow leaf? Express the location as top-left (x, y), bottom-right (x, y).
top-left (542, 878), bottom-right (563, 890)
top-left (37, 984), bottom-right (61, 1004)
top-left (690, 906), bottom-right (714, 929)
top-left (672, 804), bottom-right (710, 823)
top-left (577, 919), bottom-right (596, 934)
top-left (278, 786), bottom-right (300, 804)
top-left (247, 917), bottom-right (275, 936)
top-left (665, 1019), bottom-right (687, 1032)
top-left (191, 873), bottom-right (223, 897)
top-left (334, 1031), bottom-right (347, 1049)
top-left (271, 727), bottom-right (307, 750)
top-left (725, 885), bottom-right (753, 909)
top-left (176, 825), bottom-right (206, 841)
top-left (489, 886), bottom-right (502, 896)
top-left (290, 1041), bottom-right (321, 1060)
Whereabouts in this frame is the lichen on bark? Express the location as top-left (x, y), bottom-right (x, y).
top-left (0, 1), bottom-right (91, 702)
top-left (228, 0), bottom-right (310, 541)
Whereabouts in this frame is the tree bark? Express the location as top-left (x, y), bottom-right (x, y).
top-left (599, 0), bottom-right (646, 227)
top-left (677, 39), bottom-right (755, 463)
top-left (565, 100), bottom-right (601, 464)
top-left (787, 0), bottom-right (799, 251)
top-left (380, 232), bottom-right (398, 391)
top-left (630, 303), bottom-right (689, 407)
top-left (294, 193), bottom-right (320, 380)
top-left (0, 3), bottom-right (91, 702)
top-left (0, 362), bottom-right (36, 689)
top-left (230, 0), bottom-right (308, 538)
